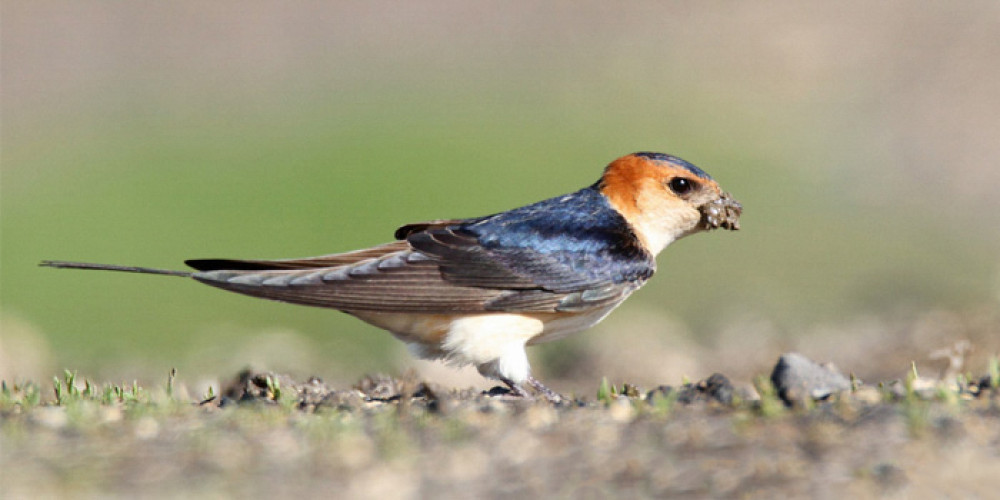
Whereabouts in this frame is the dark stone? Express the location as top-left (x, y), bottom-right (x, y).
top-left (647, 373), bottom-right (734, 406)
top-left (486, 386), bottom-right (516, 397)
top-left (646, 385), bottom-right (674, 401)
top-left (977, 374), bottom-right (996, 396)
top-left (771, 352), bottom-right (851, 405)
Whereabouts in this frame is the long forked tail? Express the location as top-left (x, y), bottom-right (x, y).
top-left (39, 260), bottom-right (192, 277)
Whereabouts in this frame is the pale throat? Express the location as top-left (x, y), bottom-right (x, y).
top-left (627, 193), bottom-right (700, 257)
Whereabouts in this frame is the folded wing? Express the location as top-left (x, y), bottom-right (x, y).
top-left (188, 219), bottom-right (650, 314)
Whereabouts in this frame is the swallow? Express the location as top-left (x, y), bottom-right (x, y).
top-left (41, 152), bottom-right (741, 402)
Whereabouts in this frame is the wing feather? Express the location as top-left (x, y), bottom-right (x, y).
top-left (188, 187), bottom-right (654, 313)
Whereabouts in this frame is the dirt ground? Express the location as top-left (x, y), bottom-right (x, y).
top-left (2, 359), bottom-right (998, 500)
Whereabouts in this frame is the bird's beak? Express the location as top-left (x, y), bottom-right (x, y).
top-left (699, 192), bottom-right (742, 231)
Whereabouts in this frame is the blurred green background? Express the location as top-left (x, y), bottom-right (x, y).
top-left (3, 2), bottom-right (998, 388)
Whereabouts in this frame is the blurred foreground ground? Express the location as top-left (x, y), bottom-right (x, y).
top-left (3, 2), bottom-right (999, 386)
top-left (2, 358), bottom-right (998, 499)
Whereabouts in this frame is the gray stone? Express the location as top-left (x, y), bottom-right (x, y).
top-left (770, 352), bottom-right (851, 405)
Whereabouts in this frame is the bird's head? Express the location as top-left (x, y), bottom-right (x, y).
top-left (599, 152), bottom-right (741, 256)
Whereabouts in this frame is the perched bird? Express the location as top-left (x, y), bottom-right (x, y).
top-left (42, 152), bottom-right (741, 401)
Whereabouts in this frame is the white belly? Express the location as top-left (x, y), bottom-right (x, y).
top-left (349, 302), bottom-right (624, 383)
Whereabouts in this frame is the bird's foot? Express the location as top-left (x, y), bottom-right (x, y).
top-left (498, 377), bottom-right (532, 399)
top-left (527, 377), bottom-right (565, 404)
top-left (497, 377), bottom-right (564, 404)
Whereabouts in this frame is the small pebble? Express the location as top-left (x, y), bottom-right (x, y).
top-left (771, 352), bottom-right (851, 405)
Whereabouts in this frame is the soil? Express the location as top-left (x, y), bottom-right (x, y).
top-left (2, 357), bottom-right (998, 499)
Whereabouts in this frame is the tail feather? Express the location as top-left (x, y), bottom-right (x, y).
top-left (39, 260), bottom-right (192, 277)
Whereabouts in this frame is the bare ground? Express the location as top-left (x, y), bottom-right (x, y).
top-left (2, 360), bottom-right (998, 500)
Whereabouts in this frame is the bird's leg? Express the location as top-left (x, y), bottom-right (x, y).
top-left (498, 377), bottom-right (564, 404)
top-left (527, 377), bottom-right (564, 404)
top-left (499, 377), bottom-right (532, 399)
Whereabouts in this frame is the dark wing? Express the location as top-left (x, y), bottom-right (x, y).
top-left (189, 229), bottom-right (638, 313)
top-left (393, 218), bottom-right (471, 239)
top-left (189, 188), bottom-right (654, 313)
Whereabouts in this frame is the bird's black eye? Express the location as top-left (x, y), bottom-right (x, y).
top-left (667, 177), bottom-right (697, 196)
